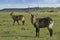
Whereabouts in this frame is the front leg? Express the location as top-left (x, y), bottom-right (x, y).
top-left (17, 20), bottom-right (19, 25)
top-left (36, 28), bottom-right (40, 37)
top-left (36, 28), bottom-right (37, 37)
top-left (13, 20), bottom-right (15, 25)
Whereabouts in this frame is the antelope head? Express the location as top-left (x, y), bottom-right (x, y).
top-left (10, 12), bottom-right (13, 16)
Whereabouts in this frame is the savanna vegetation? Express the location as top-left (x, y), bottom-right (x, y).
top-left (0, 11), bottom-right (60, 40)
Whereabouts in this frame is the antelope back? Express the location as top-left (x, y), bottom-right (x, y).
top-left (18, 15), bottom-right (25, 21)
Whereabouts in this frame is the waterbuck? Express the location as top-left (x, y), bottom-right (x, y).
top-left (30, 14), bottom-right (54, 38)
top-left (10, 12), bottom-right (25, 25)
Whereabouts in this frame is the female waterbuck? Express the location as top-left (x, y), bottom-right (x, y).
top-left (30, 14), bottom-right (54, 38)
top-left (10, 12), bottom-right (25, 25)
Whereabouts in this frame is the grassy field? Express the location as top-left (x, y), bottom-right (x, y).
top-left (0, 11), bottom-right (60, 40)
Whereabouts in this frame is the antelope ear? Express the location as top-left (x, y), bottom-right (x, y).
top-left (30, 14), bottom-right (32, 16)
top-left (10, 12), bottom-right (13, 14)
top-left (31, 14), bottom-right (34, 15)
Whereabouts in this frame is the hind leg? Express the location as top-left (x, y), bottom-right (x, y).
top-left (48, 28), bottom-right (53, 40)
top-left (48, 21), bottom-right (53, 37)
top-left (22, 20), bottom-right (25, 25)
top-left (48, 28), bottom-right (53, 37)
top-left (13, 20), bottom-right (15, 25)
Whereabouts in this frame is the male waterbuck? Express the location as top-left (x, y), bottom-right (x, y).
top-left (30, 14), bottom-right (54, 38)
top-left (10, 12), bottom-right (25, 25)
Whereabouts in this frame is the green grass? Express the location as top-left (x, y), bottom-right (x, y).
top-left (0, 11), bottom-right (60, 40)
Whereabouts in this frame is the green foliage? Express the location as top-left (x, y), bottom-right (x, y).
top-left (0, 11), bottom-right (60, 40)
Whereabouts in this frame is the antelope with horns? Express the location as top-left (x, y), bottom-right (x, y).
top-left (30, 14), bottom-right (54, 38)
top-left (10, 12), bottom-right (25, 25)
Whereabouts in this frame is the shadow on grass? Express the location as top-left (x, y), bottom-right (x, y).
top-left (0, 31), bottom-right (47, 38)
top-left (0, 34), bottom-right (35, 38)
top-left (0, 34), bottom-right (48, 39)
